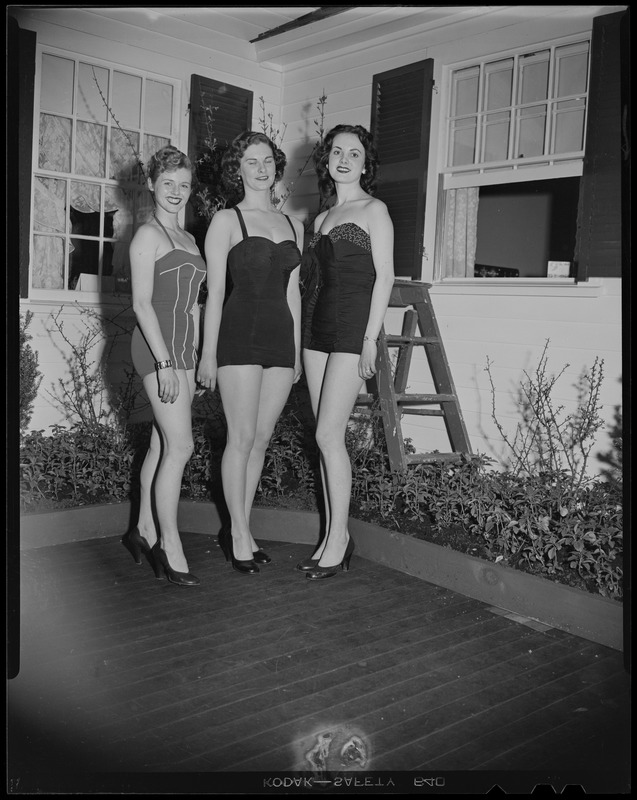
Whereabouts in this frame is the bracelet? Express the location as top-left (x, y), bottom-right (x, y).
top-left (363, 335), bottom-right (379, 343)
top-left (154, 359), bottom-right (173, 371)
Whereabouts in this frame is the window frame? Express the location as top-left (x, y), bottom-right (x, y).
top-left (435, 33), bottom-right (593, 285)
top-left (29, 44), bottom-right (181, 302)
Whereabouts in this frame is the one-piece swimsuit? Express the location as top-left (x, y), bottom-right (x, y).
top-left (302, 222), bottom-right (375, 355)
top-left (130, 216), bottom-right (206, 378)
top-left (216, 207), bottom-right (301, 368)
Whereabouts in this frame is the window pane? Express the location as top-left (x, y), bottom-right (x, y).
top-left (39, 114), bottom-right (72, 172)
top-left (32, 235), bottom-right (65, 289)
top-left (70, 237), bottom-right (99, 287)
top-left (40, 54), bottom-right (74, 115)
top-left (553, 99), bottom-right (585, 153)
top-left (450, 120), bottom-right (476, 166)
top-left (483, 112), bottom-right (510, 161)
top-left (516, 105), bottom-right (547, 158)
top-left (71, 180), bottom-right (101, 216)
top-left (76, 122), bottom-right (106, 177)
top-left (519, 51), bottom-right (549, 104)
top-left (78, 63), bottom-right (109, 122)
top-left (484, 59), bottom-right (513, 110)
top-left (145, 80), bottom-right (173, 135)
top-left (555, 43), bottom-right (589, 97)
top-left (110, 128), bottom-right (141, 180)
top-left (452, 67), bottom-right (479, 116)
top-left (34, 177), bottom-right (67, 233)
top-left (113, 71), bottom-right (141, 129)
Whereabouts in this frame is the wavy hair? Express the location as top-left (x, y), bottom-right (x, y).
top-left (220, 131), bottom-right (287, 204)
top-left (147, 145), bottom-right (195, 187)
top-left (313, 124), bottom-right (379, 200)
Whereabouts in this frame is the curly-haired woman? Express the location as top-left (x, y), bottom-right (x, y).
top-left (197, 131), bottom-right (303, 574)
top-left (123, 146), bottom-right (205, 586)
top-left (297, 124), bottom-right (395, 580)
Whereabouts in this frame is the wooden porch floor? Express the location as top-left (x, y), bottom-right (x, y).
top-left (9, 531), bottom-right (630, 794)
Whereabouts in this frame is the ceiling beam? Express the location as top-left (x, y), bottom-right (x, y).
top-left (250, 6), bottom-right (358, 43)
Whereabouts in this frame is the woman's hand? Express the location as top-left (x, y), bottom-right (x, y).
top-left (156, 367), bottom-right (180, 404)
top-left (358, 340), bottom-right (378, 381)
top-left (197, 357), bottom-right (217, 392)
top-left (293, 355), bottom-right (303, 384)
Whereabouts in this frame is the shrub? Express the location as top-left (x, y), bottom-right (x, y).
top-left (19, 311), bottom-right (42, 434)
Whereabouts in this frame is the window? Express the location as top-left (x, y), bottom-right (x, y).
top-left (448, 40), bottom-right (589, 169)
top-left (31, 49), bottom-right (178, 294)
top-left (439, 36), bottom-right (592, 281)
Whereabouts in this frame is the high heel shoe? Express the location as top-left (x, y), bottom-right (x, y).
top-left (151, 543), bottom-right (200, 586)
top-left (218, 527), bottom-right (260, 575)
top-left (252, 547), bottom-right (271, 565)
top-left (296, 555), bottom-right (320, 572)
top-left (306, 538), bottom-right (355, 580)
top-left (121, 527), bottom-right (150, 565)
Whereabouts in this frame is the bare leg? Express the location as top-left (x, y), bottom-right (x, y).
top-left (304, 350), bottom-right (364, 566)
top-left (302, 349), bottom-right (330, 559)
top-left (243, 367), bottom-right (295, 546)
top-left (136, 422), bottom-right (161, 548)
top-left (142, 369), bottom-right (196, 572)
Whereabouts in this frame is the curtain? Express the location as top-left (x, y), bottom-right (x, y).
top-left (33, 114), bottom-right (152, 289)
top-left (444, 187), bottom-right (479, 277)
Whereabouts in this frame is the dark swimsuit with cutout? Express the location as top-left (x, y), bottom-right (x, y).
top-left (302, 222), bottom-right (376, 355)
top-left (130, 217), bottom-right (206, 378)
top-left (216, 207), bottom-right (301, 369)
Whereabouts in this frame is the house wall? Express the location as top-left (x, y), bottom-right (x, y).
top-left (277, 5), bottom-right (624, 474)
top-left (16, 7), bottom-right (624, 477)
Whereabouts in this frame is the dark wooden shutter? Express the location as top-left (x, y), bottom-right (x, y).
top-left (9, 18), bottom-right (36, 299)
top-left (371, 59), bottom-right (433, 278)
top-left (574, 10), bottom-right (628, 280)
top-left (186, 75), bottom-right (253, 249)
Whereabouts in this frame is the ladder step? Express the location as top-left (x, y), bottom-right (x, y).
top-left (356, 393), bottom-right (456, 404)
top-left (402, 409), bottom-right (445, 417)
top-left (384, 335), bottom-right (439, 345)
top-left (406, 452), bottom-right (465, 464)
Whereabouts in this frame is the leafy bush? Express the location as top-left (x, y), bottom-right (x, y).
top-left (19, 311), bottom-right (42, 434)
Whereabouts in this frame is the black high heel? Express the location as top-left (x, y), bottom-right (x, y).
top-left (306, 538), bottom-right (355, 580)
top-left (151, 543), bottom-right (200, 586)
top-left (296, 555), bottom-right (320, 572)
top-left (218, 527), bottom-right (259, 574)
top-left (121, 527), bottom-right (150, 565)
top-left (252, 548), bottom-right (271, 565)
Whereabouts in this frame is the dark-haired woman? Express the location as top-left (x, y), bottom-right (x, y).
top-left (198, 131), bottom-right (303, 574)
top-left (297, 124), bottom-right (395, 579)
top-left (122, 146), bottom-right (205, 586)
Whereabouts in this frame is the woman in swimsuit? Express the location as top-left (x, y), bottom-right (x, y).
top-left (122, 146), bottom-right (205, 586)
top-left (297, 124), bottom-right (395, 579)
top-left (198, 131), bottom-right (303, 574)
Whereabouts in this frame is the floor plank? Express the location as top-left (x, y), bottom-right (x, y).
top-left (9, 532), bottom-right (630, 793)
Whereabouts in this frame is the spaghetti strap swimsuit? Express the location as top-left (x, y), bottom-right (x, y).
top-left (130, 216), bottom-right (206, 378)
top-left (216, 207), bottom-right (301, 369)
top-left (302, 222), bottom-right (376, 355)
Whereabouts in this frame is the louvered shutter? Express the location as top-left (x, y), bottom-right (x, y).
top-left (371, 59), bottom-right (433, 278)
top-left (186, 75), bottom-right (253, 248)
top-left (574, 10), bottom-right (627, 280)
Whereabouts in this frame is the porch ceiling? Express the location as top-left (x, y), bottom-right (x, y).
top-left (81, 6), bottom-right (491, 68)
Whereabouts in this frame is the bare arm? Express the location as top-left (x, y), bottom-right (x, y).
top-left (130, 224), bottom-right (180, 402)
top-left (197, 210), bottom-right (233, 390)
top-left (288, 217), bottom-right (305, 382)
top-left (359, 199), bottom-right (395, 379)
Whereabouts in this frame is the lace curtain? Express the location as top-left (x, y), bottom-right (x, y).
top-left (33, 114), bottom-right (158, 289)
top-left (443, 187), bottom-right (479, 278)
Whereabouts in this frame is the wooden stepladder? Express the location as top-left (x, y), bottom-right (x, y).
top-left (356, 279), bottom-right (472, 471)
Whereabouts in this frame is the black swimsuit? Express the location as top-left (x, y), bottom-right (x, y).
top-left (302, 222), bottom-right (376, 355)
top-left (216, 207), bottom-right (301, 368)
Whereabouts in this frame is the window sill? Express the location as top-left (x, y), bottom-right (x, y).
top-left (430, 278), bottom-right (605, 297)
top-left (24, 290), bottom-right (134, 309)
